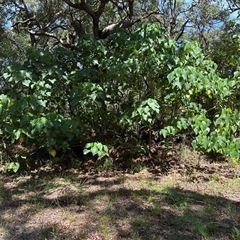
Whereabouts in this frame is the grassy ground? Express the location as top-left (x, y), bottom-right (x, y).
top-left (0, 146), bottom-right (240, 240)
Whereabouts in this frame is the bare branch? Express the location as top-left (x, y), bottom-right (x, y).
top-left (28, 29), bottom-right (77, 50)
top-left (44, 10), bottom-right (64, 29)
top-left (49, 24), bottom-right (68, 32)
top-left (96, 0), bottom-right (109, 17)
top-left (101, 11), bottom-right (159, 38)
top-left (226, 0), bottom-right (240, 12)
top-left (10, 0), bottom-right (25, 11)
top-left (175, 19), bottom-right (189, 41)
top-left (12, 16), bottom-right (36, 28)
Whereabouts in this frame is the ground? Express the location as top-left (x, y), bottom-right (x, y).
top-left (0, 146), bottom-right (240, 240)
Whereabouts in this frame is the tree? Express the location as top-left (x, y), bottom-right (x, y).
top-left (184, 0), bottom-right (230, 49)
top-left (209, 20), bottom-right (240, 78)
top-left (2, 0), bottom-right (159, 49)
top-left (1, 0), bottom-right (231, 50)
top-left (0, 3), bottom-right (29, 94)
top-left (0, 2), bottom-right (29, 64)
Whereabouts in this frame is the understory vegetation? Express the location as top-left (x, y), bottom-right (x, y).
top-left (1, 24), bottom-right (240, 172)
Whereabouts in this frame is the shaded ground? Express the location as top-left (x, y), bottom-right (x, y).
top-left (0, 147), bottom-right (240, 239)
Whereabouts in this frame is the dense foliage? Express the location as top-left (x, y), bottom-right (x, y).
top-left (1, 24), bottom-right (240, 171)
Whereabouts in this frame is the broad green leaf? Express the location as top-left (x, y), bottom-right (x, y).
top-left (97, 143), bottom-right (103, 151)
top-left (83, 149), bottom-right (90, 155)
top-left (23, 79), bottom-right (31, 87)
top-left (103, 145), bottom-right (108, 153)
top-left (91, 146), bottom-right (99, 156)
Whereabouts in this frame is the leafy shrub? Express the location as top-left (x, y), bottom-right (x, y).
top-left (1, 23), bottom-right (240, 168)
top-left (83, 142), bottom-right (109, 158)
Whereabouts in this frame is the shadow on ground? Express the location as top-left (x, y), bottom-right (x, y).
top-left (0, 169), bottom-right (240, 240)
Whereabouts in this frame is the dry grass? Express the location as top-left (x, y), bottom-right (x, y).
top-left (0, 150), bottom-right (240, 240)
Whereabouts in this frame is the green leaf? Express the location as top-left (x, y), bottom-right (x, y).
top-left (13, 129), bottom-right (22, 140)
top-left (83, 149), bottom-right (90, 155)
top-left (4, 162), bottom-right (20, 173)
top-left (25, 72), bottom-right (32, 80)
top-left (103, 145), bottom-right (108, 153)
top-left (23, 79), bottom-right (31, 87)
top-left (97, 142), bottom-right (103, 151)
top-left (160, 129), bottom-right (167, 138)
top-left (91, 146), bottom-right (99, 156)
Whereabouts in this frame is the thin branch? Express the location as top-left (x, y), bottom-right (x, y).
top-left (11, 0), bottom-right (25, 11)
top-left (49, 24), bottom-right (68, 32)
top-left (226, 0), bottom-right (240, 13)
top-left (28, 29), bottom-right (77, 50)
top-left (44, 10), bottom-right (64, 29)
top-left (101, 11), bottom-right (159, 37)
top-left (132, 11), bottom-right (159, 24)
top-left (12, 16), bottom-right (36, 28)
top-left (28, 29), bottom-right (59, 40)
top-left (175, 19), bottom-right (189, 41)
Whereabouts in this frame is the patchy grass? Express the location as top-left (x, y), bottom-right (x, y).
top-left (0, 154), bottom-right (240, 240)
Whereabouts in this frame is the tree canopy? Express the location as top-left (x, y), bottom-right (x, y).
top-left (0, 0), bottom-right (233, 49)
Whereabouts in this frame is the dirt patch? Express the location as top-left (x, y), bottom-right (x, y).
top-left (0, 157), bottom-right (240, 239)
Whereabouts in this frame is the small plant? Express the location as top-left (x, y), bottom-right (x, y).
top-left (99, 214), bottom-right (111, 239)
top-left (99, 158), bottom-right (114, 171)
top-left (130, 98), bottom-right (160, 125)
top-left (130, 161), bottom-right (144, 173)
top-left (228, 157), bottom-right (239, 167)
top-left (4, 161), bottom-right (20, 173)
top-left (232, 226), bottom-right (240, 240)
top-left (83, 142), bottom-right (109, 158)
top-left (194, 220), bottom-right (210, 239)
